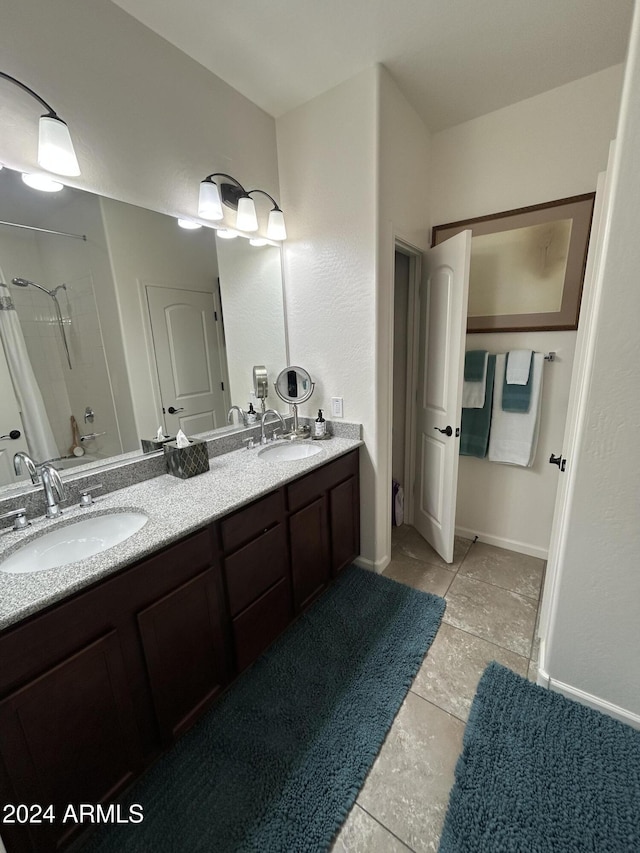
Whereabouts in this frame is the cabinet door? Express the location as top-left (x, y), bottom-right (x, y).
top-left (137, 569), bottom-right (229, 742)
top-left (0, 631), bottom-right (142, 853)
top-left (290, 496), bottom-right (330, 611)
top-left (232, 577), bottom-right (292, 672)
top-left (330, 475), bottom-right (360, 575)
top-left (224, 524), bottom-right (288, 617)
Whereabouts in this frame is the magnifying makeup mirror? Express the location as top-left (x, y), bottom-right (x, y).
top-left (274, 366), bottom-right (315, 439)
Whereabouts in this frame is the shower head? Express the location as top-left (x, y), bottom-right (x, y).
top-left (11, 277), bottom-right (51, 296)
top-left (11, 276), bottom-right (73, 369)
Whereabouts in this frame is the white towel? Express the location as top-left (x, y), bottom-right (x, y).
top-left (462, 352), bottom-right (488, 409)
top-left (488, 353), bottom-right (544, 467)
top-left (506, 349), bottom-right (533, 385)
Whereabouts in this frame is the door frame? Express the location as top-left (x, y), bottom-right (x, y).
top-left (390, 238), bottom-right (423, 532)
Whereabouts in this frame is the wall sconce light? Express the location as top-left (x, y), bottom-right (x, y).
top-left (198, 173), bottom-right (287, 240)
top-left (0, 71), bottom-right (80, 177)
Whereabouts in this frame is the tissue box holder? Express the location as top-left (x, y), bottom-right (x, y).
top-left (141, 435), bottom-right (175, 454)
top-left (164, 438), bottom-right (209, 478)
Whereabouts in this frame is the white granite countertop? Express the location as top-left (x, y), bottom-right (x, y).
top-left (0, 437), bottom-right (362, 631)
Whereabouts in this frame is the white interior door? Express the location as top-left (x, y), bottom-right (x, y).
top-left (146, 286), bottom-right (228, 436)
top-left (0, 344), bottom-right (30, 483)
top-left (538, 150), bottom-right (614, 646)
top-left (413, 230), bottom-right (471, 563)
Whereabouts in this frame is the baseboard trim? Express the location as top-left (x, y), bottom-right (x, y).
top-left (455, 526), bottom-right (548, 561)
top-left (535, 644), bottom-right (550, 687)
top-left (353, 554), bottom-right (389, 574)
top-left (542, 675), bottom-right (640, 730)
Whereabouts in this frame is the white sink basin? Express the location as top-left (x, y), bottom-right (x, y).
top-left (0, 511), bottom-right (148, 575)
top-left (258, 442), bottom-right (323, 462)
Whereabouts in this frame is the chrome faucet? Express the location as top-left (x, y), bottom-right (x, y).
top-left (13, 451), bottom-right (40, 484)
top-left (227, 405), bottom-right (247, 426)
top-left (260, 409), bottom-right (286, 445)
top-left (40, 463), bottom-right (65, 519)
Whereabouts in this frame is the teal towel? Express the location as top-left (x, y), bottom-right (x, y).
top-left (460, 355), bottom-right (496, 458)
top-left (502, 352), bottom-right (533, 412)
top-left (464, 350), bottom-right (487, 382)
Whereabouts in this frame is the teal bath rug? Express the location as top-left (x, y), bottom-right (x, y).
top-left (78, 566), bottom-right (445, 853)
top-left (439, 662), bottom-right (640, 852)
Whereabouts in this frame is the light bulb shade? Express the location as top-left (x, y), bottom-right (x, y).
top-left (236, 196), bottom-right (258, 232)
top-left (267, 208), bottom-right (287, 241)
top-left (38, 115), bottom-right (80, 176)
top-left (198, 180), bottom-right (224, 220)
top-left (21, 173), bottom-right (64, 192)
top-left (216, 229), bottom-right (238, 239)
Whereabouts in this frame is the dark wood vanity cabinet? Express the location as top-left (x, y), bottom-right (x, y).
top-left (0, 448), bottom-right (359, 853)
top-left (0, 528), bottom-right (229, 853)
top-left (288, 450), bottom-right (360, 611)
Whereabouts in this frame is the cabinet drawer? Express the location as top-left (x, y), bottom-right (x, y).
top-left (232, 577), bottom-right (292, 672)
top-left (220, 491), bottom-right (284, 553)
top-left (224, 524), bottom-right (288, 617)
top-left (287, 450), bottom-right (358, 513)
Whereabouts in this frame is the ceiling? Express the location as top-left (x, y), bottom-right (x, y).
top-left (110, 0), bottom-right (634, 132)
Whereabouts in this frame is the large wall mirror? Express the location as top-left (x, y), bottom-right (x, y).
top-left (0, 166), bottom-right (288, 491)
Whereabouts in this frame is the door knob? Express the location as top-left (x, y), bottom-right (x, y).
top-left (167, 406), bottom-right (185, 415)
top-left (0, 430), bottom-right (21, 440)
top-left (549, 453), bottom-right (566, 471)
top-left (434, 425), bottom-right (453, 437)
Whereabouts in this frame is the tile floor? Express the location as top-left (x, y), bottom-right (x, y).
top-left (332, 525), bottom-right (546, 853)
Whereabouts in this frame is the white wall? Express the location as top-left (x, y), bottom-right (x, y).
top-left (457, 331), bottom-right (576, 557)
top-left (277, 68), bottom-right (378, 564)
top-left (277, 66), bottom-right (431, 569)
top-left (431, 65), bottom-right (624, 224)
top-left (0, 0), bottom-right (279, 230)
top-left (430, 66), bottom-right (624, 556)
top-left (544, 8), bottom-right (640, 718)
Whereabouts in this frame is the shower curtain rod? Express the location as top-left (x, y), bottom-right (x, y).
top-left (0, 219), bottom-right (87, 241)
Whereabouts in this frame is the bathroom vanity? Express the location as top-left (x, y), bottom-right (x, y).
top-left (0, 442), bottom-right (360, 853)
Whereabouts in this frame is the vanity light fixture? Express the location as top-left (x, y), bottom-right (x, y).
top-left (198, 173), bottom-right (287, 240)
top-left (0, 71), bottom-right (81, 177)
top-left (177, 218), bottom-right (202, 230)
top-left (216, 228), bottom-right (239, 240)
top-left (249, 237), bottom-right (268, 247)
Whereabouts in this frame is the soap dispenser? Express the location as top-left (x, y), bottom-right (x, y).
top-left (314, 409), bottom-right (326, 438)
top-left (246, 403), bottom-right (258, 424)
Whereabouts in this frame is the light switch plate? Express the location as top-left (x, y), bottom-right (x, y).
top-left (331, 397), bottom-right (344, 418)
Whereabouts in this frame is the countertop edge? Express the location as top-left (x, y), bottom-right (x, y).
top-left (0, 439), bottom-right (363, 632)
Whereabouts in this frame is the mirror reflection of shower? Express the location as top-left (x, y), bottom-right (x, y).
top-left (11, 277), bottom-right (72, 369)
